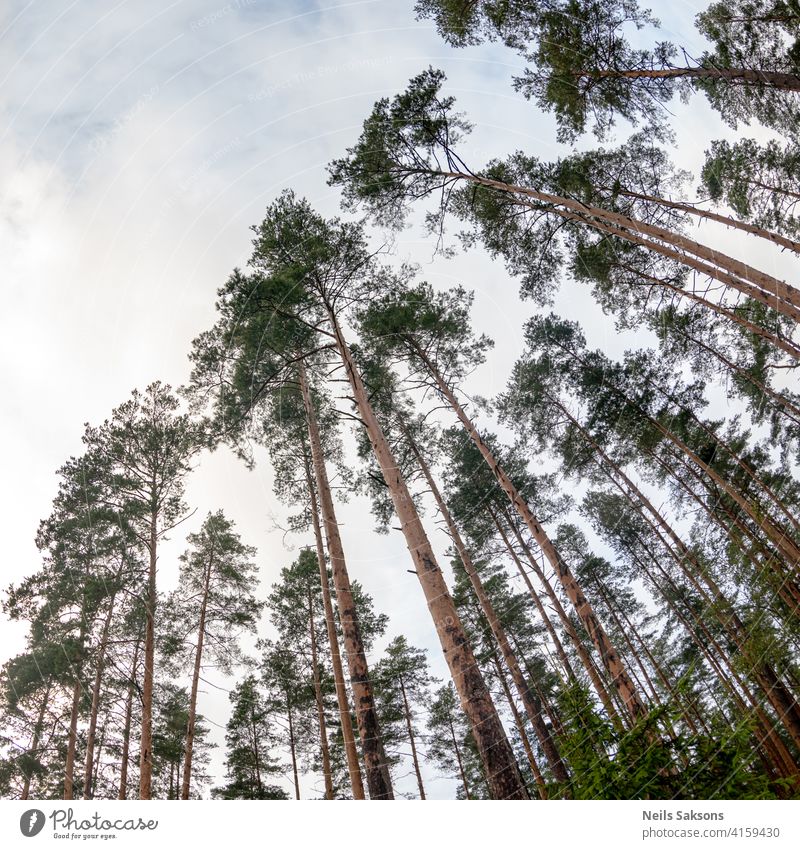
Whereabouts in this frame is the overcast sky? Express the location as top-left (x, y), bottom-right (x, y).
top-left (2, 0), bottom-right (791, 799)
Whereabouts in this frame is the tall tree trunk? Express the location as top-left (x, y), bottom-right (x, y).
top-left (83, 594), bottom-right (116, 799)
top-left (612, 185), bottom-right (800, 255)
top-left (411, 343), bottom-right (646, 723)
top-left (250, 706), bottom-right (263, 796)
top-left (181, 557), bottom-right (212, 800)
top-left (299, 363), bottom-right (393, 800)
top-left (404, 425), bottom-right (569, 782)
top-left (449, 718), bottom-right (471, 799)
top-left (398, 675), bottom-right (426, 800)
top-left (326, 313), bottom-right (528, 799)
top-left (287, 698), bottom-right (300, 800)
top-left (491, 653), bottom-right (548, 799)
top-left (22, 681), bottom-right (50, 800)
top-left (303, 451), bottom-right (365, 800)
top-left (64, 620), bottom-right (85, 802)
top-left (490, 504), bottom-right (628, 729)
top-left (139, 511), bottom-right (158, 800)
top-left (308, 583), bottom-right (334, 799)
top-left (440, 170), bottom-right (800, 322)
top-left (91, 723), bottom-right (105, 797)
top-left (118, 636), bottom-right (140, 800)
top-left (580, 66), bottom-right (800, 89)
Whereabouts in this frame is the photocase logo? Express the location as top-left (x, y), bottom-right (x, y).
top-left (19, 809), bottom-right (45, 837)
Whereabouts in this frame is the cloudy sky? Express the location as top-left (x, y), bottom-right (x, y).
top-left (2, 0), bottom-right (789, 799)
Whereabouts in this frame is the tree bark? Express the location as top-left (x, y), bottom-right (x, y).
top-left (299, 363), bottom-right (393, 800)
top-left (303, 451), bottom-right (365, 799)
top-left (326, 313), bottom-right (528, 800)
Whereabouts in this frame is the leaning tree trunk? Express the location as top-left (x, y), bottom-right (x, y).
top-left (403, 424), bottom-right (569, 783)
top-left (440, 169), bottom-right (800, 322)
top-left (326, 311), bottom-right (529, 800)
top-left (491, 653), bottom-right (548, 799)
top-left (139, 512), bottom-right (158, 800)
top-left (308, 583), bottom-right (335, 799)
top-left (303, 451), bottom-right (366, 799)
top-left (298, 363), bottom-right (393, 800)
top-left (181, 558), bottom-right (212, 800)
top-left (411, 343), bottom-right (645, 721)
top-left (580, 65), bottom-right (800, 90)
top-left (83, 594), bottom-right (116, 799)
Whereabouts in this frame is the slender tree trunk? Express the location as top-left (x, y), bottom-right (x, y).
top-left (440, 170), bottom-right (800, 322)
top-left (490, 503), bottom-right (629, 728)
top-left (613, 185), bottom-right (800, 254)
top-left (493, 516), bottom-right (576, 682)
top-left (91, 723), bottom-right (105, 797)
top-left (303, 451), bottom-right (365, 800)
top-left (181, 559), bottom-right (212, 800)
top-left (398, 675), bottom-right (426, 800)
top-left (308, 583), bottom-right (335, 800)
top-left (326, 313), bottom-right (528, 799)
top-left (139, 511), bottom-right (158, 800)
top-left (287, 698), bottom-right (300, 800)
top-left (491, 654), bottom-right (548, 799)
top-left (413, 343), bottom-right (646, 722)
top-left (404, 425), bottom-right (569, 782)
top-left (250, 706), bottom-right (263, 796)
top-left (298, 363), bottom-right (393, 800)
top-left (449, 718), bottom-right (471, 799)
top-left (83, 595), bottom-right (116, 799)
top-left (579, 66), bottom-right (800, 90)
top-left (118, 636), bottom-right (140, 800)
top-left (22, 681), bottom-right (50, 800)
top-left (64, 639), bottom-right (84, 801)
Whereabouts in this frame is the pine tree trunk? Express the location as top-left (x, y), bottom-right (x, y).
top-left (492, 516), bottom-right (576, 682)
top-left (412, 344), bottom-right (646, 722)
top-left (139, 511), bottom-right (158, 800)
top-left (326, 312), bottom-right (529, 800)
top-left (250, 706), bottom-right (263, 796)
top-left (287, 698), bottom-right (300, 800)
top-left (491, 654), bottom-right (548, 799)
top-left (582, 66), bottom-right (800, 90)
top-left (404, 426), bottom-right (569, 782)
top-left (181, 558), bottom-right (212, 800)
top-left (22, 681), bottom-right (50, 800)
top-left (308, 583), bottom-right (335, 799)
top-left (490, 504), bottom-right (629, 729)
top-left (118, 637), bottom-right (140, 800)
top-left (398, 675), bottom-right (426, 800)
top-left (441, 170), bottom-right (800, 322)
top-left (613, 185), bottom-right (800, 254)
top-left (298, 363), bottom-right (393, 800)
top-left (449, 718), bottom-right (471, 799)
top-left (91, 723), bottom-right (105, 797)
top-left (303, 452), bottom-right (365, 800)
top-left (83, 595), bottom-right (116, 799)
top-left (64, 678), bottom-right (81, 800)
